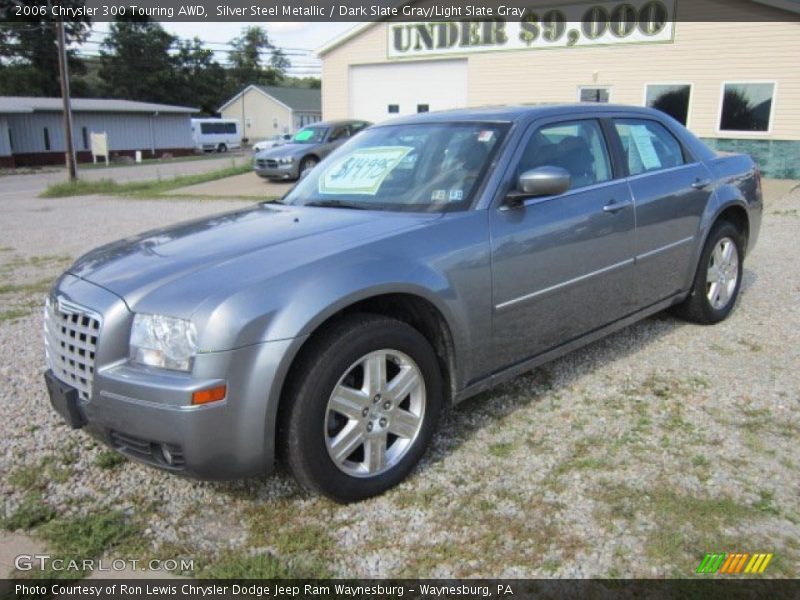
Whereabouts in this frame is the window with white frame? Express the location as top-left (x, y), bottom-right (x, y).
top-left (720, 83), bottom-right (775, 133)
top-left (579, 87), bottom-right (610, 103)
top-left (645, 84), bottom-right (691, 125)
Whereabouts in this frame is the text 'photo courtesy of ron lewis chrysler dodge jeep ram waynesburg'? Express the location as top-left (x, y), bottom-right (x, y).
top-left (44, 104), bottom-right (761, 502)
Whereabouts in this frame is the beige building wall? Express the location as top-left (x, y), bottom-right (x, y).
top-left (220, 88), bottom-right (293, 141)
top-left (321, 0), bottom-right (800, 141)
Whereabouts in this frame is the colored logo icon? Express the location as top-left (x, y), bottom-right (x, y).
top-left (697, 553), bottom-right (773, 574)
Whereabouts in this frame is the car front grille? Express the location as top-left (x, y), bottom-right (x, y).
top-left (44, 297), bottom-right (101, 401)
top-left (257, 159), bottom-right (278, 169)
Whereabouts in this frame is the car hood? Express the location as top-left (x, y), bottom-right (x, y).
top-left (256, 143), bottom-right (316, 158)
top-left (68, 203), bottom-right (437, 314)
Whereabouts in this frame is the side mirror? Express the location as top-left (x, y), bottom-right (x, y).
top-left (505, 166), bottom-right (571, 206)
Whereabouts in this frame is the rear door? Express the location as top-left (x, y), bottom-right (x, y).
top-left (611, 118), bottom-right (712, 306)
top-left (489, 118), bottom-right (637, 369)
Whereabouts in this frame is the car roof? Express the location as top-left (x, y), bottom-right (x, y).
top-left (374, 104), bottom-right (667, 126)
top-left (304, 119), bottom-right (371, 128)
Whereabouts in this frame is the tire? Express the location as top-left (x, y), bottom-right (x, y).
top-left (281, 313), bottom-right (443, 503)
top-left (672, 221), bottom-right (744, 324)
top-left (217, 143), bottom-right (227, 153)
top-left (298, 156), bottom-right (318, 178)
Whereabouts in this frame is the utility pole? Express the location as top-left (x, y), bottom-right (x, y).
top-left (56, 19), bottom-right (77, 181)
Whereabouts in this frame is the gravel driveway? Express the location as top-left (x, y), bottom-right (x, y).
top-left (1, 185), bottom-right (798, 578)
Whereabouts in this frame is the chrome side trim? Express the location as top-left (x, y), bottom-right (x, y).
top-left (495, 258), bottom-right (635, 311)
top-left (99, 389), bottom-right (226, 411)
top-left (635, 236), bottom-right (695, 262)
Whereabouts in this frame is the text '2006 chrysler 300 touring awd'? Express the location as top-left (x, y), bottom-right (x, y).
top-left (44, 105), bottom-right (762, 502)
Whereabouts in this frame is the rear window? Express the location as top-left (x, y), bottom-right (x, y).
top-left (614, 119), bottom-right (685, 175)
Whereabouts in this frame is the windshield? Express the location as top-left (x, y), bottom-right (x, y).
top-left (281, 122), bottom-right (508, 212)
top-left (293, 126), bottom-right (328, 144)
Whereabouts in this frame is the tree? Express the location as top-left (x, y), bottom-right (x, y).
top-left (99, 20), bottom-right (178, 104)
top-left (0, 4), bottom-right (91, 97)
top-left (269, 48), bottom-right (291, 77)
top-left (174, 38), bottom-right (228, 115)
top-left (228, 26), bottom-right (284, 89)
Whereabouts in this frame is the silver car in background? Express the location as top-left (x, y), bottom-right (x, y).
top-left (253, 119), bottom-right (371, 180)
top-left (45, 105), bottom-right (762, 502)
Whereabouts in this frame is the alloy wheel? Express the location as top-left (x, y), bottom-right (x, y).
top-left (324, 349), bottom-right (426, 478)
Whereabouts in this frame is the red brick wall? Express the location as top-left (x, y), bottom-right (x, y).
top-left (0, 156), bottom-right (15, 168)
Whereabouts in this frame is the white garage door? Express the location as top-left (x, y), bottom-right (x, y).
top-left (349, 59), bottom-right (467, 123)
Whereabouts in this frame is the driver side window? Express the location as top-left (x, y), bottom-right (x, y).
top-left (518, 120), bottom-right (612, 191)
top-left (329, 126), bottom-right (348, 141)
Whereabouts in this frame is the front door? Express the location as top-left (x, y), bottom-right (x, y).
top-left (489, 118), bottom-right (637, 370)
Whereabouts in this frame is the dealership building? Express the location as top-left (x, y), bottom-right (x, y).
top-left (318, 0), bottom-right (800, 178)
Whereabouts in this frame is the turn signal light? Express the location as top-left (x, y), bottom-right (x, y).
top-left (192, 385), bottom-right (227, 405)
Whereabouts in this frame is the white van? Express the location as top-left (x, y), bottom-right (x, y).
top-left (191, 118), bottom-right (241, 153)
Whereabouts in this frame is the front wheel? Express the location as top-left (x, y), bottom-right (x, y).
top-left (298, 156), bottom-right (318, 178)
top-left (281, 314), bottom-right (443, 503)
top-left (672, 221), bottom-right (744, 324)
top-left (217, 143), bottom-right (227, 153)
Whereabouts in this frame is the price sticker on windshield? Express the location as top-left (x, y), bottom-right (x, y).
top-left (319, 146), bottom-right (413, 195)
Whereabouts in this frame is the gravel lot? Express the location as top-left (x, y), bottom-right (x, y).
top-left (1, 185), bottom-right (798, 578)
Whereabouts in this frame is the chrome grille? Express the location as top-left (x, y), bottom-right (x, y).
top-left (257, 159), bottom-right (277, 169)
top-left (44, 297), bottom-right (101, 401)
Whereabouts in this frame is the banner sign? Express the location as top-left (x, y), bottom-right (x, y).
top-left (388, 0), bottom-right (676, 59)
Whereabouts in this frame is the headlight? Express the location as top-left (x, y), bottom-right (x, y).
top-left (129, 314), bottom-right (198, 372)
top-left (278, 156), bottom-right (294, 164)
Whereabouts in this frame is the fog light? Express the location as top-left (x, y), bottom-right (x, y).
top-left (160, 443), bottom-right (174, 466)
top-left (192, 385), bottom-right (227, 405)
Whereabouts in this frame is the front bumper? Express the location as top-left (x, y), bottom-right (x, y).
top-left (253, 162), bottom-right (298, 179)
top-left (45, 274), bottom-right (293, 480)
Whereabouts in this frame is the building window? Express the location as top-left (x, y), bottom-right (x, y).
top-left (645, 84), bottom-right (691, 125)
top-left (720, 83), bottom-right (775, 132)
top-left (8, 128), bottom-right (13, 151)
top-left (579, 87), bottom-right (610, 103)
top-left (417, 104), bottom-right (429, 113)
top-left (43, 127), bottom-right (50, 151)
top-left (82, 127), bottom-right (89, 150)
top-left (388, 104), bottom-right (399, 114)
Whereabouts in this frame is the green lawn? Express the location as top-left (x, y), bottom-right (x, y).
top-left (40, 163), bottom-right (251, 199)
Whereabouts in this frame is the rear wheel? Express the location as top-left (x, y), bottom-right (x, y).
top-left (217, 143), bottom-right (227, 153)
top-left (672, 221), bottom-right (744, 324)
top-left (281, 313), bottom-right (443, 503)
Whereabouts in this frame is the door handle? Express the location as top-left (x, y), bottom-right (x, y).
top-left (603, 199), bottom-right (632, 214)
top-left (692, 178), bottom-right (712, 190)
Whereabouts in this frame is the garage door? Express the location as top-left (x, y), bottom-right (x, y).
top-left (349, 59), bottom-right (467, 123)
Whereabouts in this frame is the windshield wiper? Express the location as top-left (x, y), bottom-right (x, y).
top-left (305, 200), bottom-right (368, 210)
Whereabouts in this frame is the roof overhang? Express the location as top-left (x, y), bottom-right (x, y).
top-left (218, 85), bottom-right (294, 114)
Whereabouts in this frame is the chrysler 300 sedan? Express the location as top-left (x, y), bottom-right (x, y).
top-left (44, 105), bottom-right (762, 502)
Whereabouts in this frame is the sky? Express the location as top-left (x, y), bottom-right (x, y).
top-left (88, 21), bottom-right (358, 77)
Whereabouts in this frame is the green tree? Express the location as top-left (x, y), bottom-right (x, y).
top-left (174, 38), bottom-right (228, 115)
top-left (0, 3), bottom-right (91, 97)
top-left (228, 26), bottom-right (284, 89)
top-left (99, 20), bottom-right (178, 104)
top-left (269, 48), bottom-right (291, 78)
